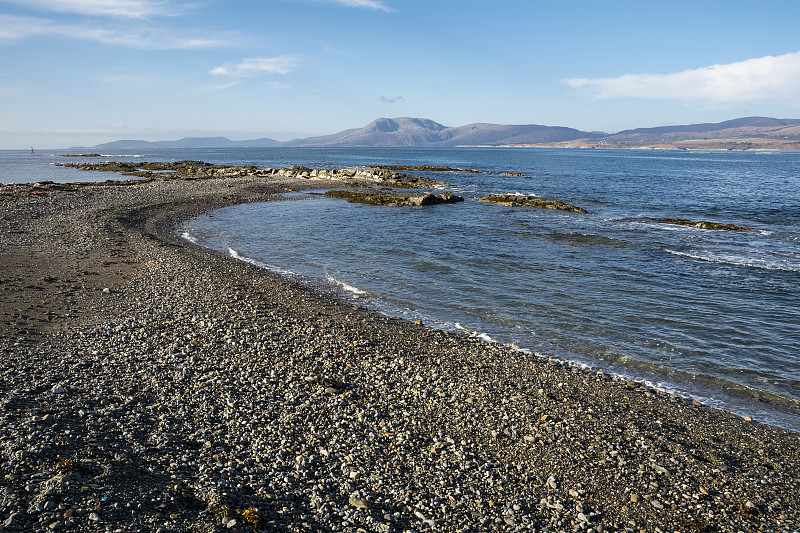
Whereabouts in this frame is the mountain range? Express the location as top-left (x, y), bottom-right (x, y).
top-left (82, 116), bottom-right (800, 151)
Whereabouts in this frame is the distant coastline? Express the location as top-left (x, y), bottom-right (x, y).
top-left (72, 115), bottom-right (800, 152)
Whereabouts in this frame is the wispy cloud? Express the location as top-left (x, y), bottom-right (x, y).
top-left (565, 51), bottom-right (800, 104)
top-left (380, 95), bottom-right (403, 103)
top-left (285, 0), bottom-right (392, 11)
top-left (211, 56), bottom-right (298, 77)
top-left (0, 14), bottom-right (227, 48)
top-left (1, 0), bottom-right (176, 18)
top-left (330, 0), bottom-right (391, 10)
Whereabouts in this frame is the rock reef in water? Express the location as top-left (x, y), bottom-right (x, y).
top-left (324, 188), bottom-right (464, 206)
top-left (655, 218), bottom-right (753, 231)
top-left (58, 161), bottom-right (446, 189)
top-left (479, 194), bottom-right (589, 213)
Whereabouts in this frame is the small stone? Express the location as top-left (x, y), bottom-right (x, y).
top-left (102, 287), bottom-right (111, 294)
top-left (630, 493), bottom-right (640, 503)
top-left (49, 521), bottom-right (63, 530)
top-left (4, 513), bottom-right (20, 527)
top-left (349, 495), bottom-right (370, 509)
top-left (44, 500), bottom-right (56, 510)
top-left (547, 476), bottom-right (558, 489)
top-left (569, 489), bottom-right (580, 498)
top-left (651, 499), bottom-right (665, 510)
top-left (52, 384), bottom-right (66, 394)
top-left (89, 512), bottom-right (101, 521)
top-left (578, 512), bottom-right (589, 522)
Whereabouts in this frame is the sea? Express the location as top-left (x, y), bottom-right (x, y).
top-left (3, 147), bottom-right (800, 431)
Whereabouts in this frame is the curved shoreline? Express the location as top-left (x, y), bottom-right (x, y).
top-left (1, 174), bottom-right (799, 532)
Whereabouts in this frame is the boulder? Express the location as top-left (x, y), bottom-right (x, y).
top-left (479, 194), bottom-right (588, 213)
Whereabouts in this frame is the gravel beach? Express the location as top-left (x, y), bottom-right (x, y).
top-left (1, 172), bottom-right (799, 533)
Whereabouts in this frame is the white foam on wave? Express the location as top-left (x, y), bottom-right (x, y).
top-left (227, 247), bottom-right (297, 277)
top-left (454, 323), bottom-right (498, 343)
top-left (179, 231), bottom-right (198, 244)
top-left (665, 249), bottom-right (800, 272)
top-left (325, 275), bottom-right (367, 296)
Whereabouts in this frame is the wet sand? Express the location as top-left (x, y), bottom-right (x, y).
top-left (1, 173), bottom-right (798, 532)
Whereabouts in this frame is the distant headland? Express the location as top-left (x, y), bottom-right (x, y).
top-left (74, 116), bottom-right (800, 151)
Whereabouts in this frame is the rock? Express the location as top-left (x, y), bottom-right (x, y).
top-left (547, 476), bottom-right (558, 489)
top-left (324, 188), bottom-right (464, 207)
top-left (654, 218), bottom-right (753, 231)
top-left (650, 500), bottom-right (665, 510)
top-left (88, 512), bottom-right (100, 521)
top-left (479, 194), bottom-right (589, 213)
top-left (4, 513), bottom-right (20, 527)
top-left (349, 495), bottom-right (370, 509)
top-left (51, 383), bottom-right (65, 394)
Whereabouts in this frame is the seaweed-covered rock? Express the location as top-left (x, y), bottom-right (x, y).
top-left (59, 161), bottom-right (450, 188)
top-left (655, 218), bottom-right (753, 231)
top-left (479, 194), bottom-right (588, 213)
top-left (324, 189), bottom-right (464, 207)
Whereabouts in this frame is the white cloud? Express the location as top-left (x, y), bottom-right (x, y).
top-left (211, 56), bottom-right (298, 77)
top-left (0, 14), bottom-right (226, 48)
top-left (284, 0), bottom-right (391, 11)
top-left (565, 51), bottom-right (800, 104)
top-left (330, 0), bottom-right (391, 10)
top-left (2, 0), bottom-right (174, 17)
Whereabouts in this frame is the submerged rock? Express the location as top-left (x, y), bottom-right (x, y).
top-left (479, 194), bottom-right (589, 213)
top-left (324, 188), bottom-right (464, 206)
top-left (655, 218), bottom-right (753, 231)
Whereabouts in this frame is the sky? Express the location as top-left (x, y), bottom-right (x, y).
top-left (2, 0), bottom-right (800, 148)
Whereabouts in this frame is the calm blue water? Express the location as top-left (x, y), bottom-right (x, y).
top-left (4, 147), bottom-right (799, 430)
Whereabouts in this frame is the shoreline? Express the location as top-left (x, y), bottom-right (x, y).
top-left (1, 174), bottom-right (799, 532)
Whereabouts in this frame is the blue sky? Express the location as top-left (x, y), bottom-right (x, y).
top-left (2, 0), bottom-right (800, 148)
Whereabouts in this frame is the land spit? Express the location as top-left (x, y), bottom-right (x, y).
top-left (1, 172), bottom-right (799, 533)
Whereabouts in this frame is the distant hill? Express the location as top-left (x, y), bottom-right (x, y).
top-left (82, 116), bottom-right (800, 151)
top-left (88, 136), bottom-right (280, 150)
top-left (560, 116), bottom-right (800, 151)
top-left (281, 117), bottom-right (601, 147)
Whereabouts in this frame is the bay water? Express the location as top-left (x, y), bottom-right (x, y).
top-left (4, 147), bottom-right (799, 430)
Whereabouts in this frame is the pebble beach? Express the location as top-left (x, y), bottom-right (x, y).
top-left (1, 172), bottom-right (799, 533)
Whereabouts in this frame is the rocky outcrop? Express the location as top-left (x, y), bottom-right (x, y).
top-left (655, 218), bottom-right (753, 231)
top-left (58, 161), bottom-right (447, 189)
top-left (324, 188), bottom-right (464, 207)
top-left (271, 166), bottom-right (445, 188)
top-left (479, 194), bottom-right (589, 213)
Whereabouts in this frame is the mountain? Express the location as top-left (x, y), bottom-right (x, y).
top-left (613, 116), bottom-right (800, 136)
top-left (281, 117), bottom-right (600, 147)
top-left (89, 136), bottom-right (280, 150)
top-left (543, 116), bottom-right (800, 151)
top-left (81, 116), bottom-right (800, 151)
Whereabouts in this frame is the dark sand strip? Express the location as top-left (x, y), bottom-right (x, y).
top-left (1, 174), bottom-right (798, 532)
